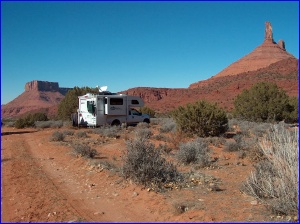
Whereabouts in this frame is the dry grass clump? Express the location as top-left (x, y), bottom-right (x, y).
top-left (176, 138), bottom-right (211, 167)
top-left (241, 125), bottom-right (298, 216)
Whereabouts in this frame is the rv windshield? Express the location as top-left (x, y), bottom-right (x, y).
top-left (130, 108), bottom-right (141, 116)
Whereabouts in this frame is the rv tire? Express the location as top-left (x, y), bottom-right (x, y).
top-left (111, 119), bottom-right (121, 126)
top-left (143, 118), bottom-right (150, 124)
top-left (71, 113), bottom-right (78, 127)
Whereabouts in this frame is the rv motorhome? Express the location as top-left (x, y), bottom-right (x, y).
top-left (71, 92), bottom-right (150, 127)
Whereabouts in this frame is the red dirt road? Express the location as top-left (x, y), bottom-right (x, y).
top-left (2, 127), bottom-right (276, 222)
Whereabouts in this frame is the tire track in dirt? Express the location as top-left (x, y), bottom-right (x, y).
top-left (1, 132), bottom-right (92, 222)
top-left (2, 129), bottom-right (170, 222)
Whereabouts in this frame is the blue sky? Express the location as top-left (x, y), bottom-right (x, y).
top-left (1, 1), bottom-right (299, 104)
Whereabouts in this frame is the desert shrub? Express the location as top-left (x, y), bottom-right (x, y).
top-left (136, 122), bottom-right (150, 129)
top-left (5, 121), bottom-right (15, 127)
top-left (233, 82), bottom-right (292, 122)
top-left (50, 120), bottom-right (64, 128)
top-left (205, 136), bottom-right (226, 147)
top-left (159, 118), bottom-right (177, 133)
top-left (134, 126), bottom-right (152, 141)
top-left (30, 112), bottom-right (49, 122)
top-left (177, 138), bottom-right (211, 167)
top-left (72, 143), bottom-right (98, 158)
top-left (283, 96), bottom-right (298, 123)
top-left (153, 133), bottom-right (169, 142)
top-left (149, 118), bottom-right (161, 125)
top-left (139, 106), bottom-right (156, 118)
top-left (75, 131), bottom-right (88, 138)
top-left (15, 112), bottom-right (48, 129)
top-left (93, 125), bottom-right (120, 138)
top-left (34, 120), bottom-right (64, 129)
top-left (241, 125), bottom-right (298, 216)
top-left (50, 131), bottom-right (65, 141)
top-left (227, 118), bottom-right (239, 132)
top-left (223, 139), bottom-right (240, 152)
top-left (35, 121), bottom-right (52, 129)
top-left (92, 160), bottom-right (117, 171)
top-left (14, 118), bottom-right (27, 129)
top-left (157, 143), bottom-right (173, 154)
top-left (122, 138), bottom-right (182, 190)
top-left (62, 130), bottom-right (75, 136)
top-left (251, 123), bottom-right (272, 137)
top-left (171, 100), bottom-right (228, 137)
top-left (234, 120), bottom-right (256, 137)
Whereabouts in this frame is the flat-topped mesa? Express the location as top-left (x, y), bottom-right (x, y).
top-left (25, 80), bottom-right (60, 92)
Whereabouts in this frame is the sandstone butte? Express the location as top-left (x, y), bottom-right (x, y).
top-left (210, 21), bottom-right (296, 78)
top-left (1, 22), bottom-right (298, 118)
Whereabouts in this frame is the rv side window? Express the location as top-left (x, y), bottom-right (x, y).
top-left (87, 101), bottom-right (95, 113)
top-left (110, 98), bottom-right (123, 105)
top-left (131, 100), bottom-right (139, 105)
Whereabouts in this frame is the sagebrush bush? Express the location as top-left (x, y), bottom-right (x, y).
top-left (177, 138), bottom-right (211, 167)
top-left (122, 138), bottom-right (182, 190)
top-left (93, 126), bottom-right (120, 138)
top-left (50, 131), bottom-right (65, 141)
top-left (159, 118), bottom-right (177, 133)
top-left (157, 143), bottom-right (173, 154)
top-left (241, 125), bottom-right (298, 216)
top-left (35, 120), bottom-right (64, 129)
top-left (62, 130), bottom-right (75, 136)
top-left (134, 126), bottom-right (152, 141)
top-left (223, 139), bottom-right (240, 152)
top-left (205, 136), bottom-right (226, 147)
top-left (75, 131), bottom-right (88, 138)
top-left (3, 121), bottom-right (15, 127)
top-left (171, 100), bottom-right (228, 137)
top-left (72, 144), bottom-right (98, 158)
top-left (136, 122), bottom-right (150, 129)
top-left (153, 133), bottom-right (169, 142)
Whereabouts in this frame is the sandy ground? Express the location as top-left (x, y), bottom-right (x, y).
top-left (1, 126), bottom-right (279, 222)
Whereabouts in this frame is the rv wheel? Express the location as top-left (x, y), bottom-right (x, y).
top-left (111, 119), bottom-right (121, 126)
top-left (71, 113), bottom-right (78, 127)
top-left (143, 118), bottom-right (150, 124)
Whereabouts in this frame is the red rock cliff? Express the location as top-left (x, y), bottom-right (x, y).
top-left (25, 80), bottom-right (60, 92)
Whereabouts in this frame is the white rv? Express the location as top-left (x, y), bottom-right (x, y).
top-left (71, 92), bottom-right (150, 127)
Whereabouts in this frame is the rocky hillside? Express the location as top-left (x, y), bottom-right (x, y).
top-left (2, 81), bottom-right (71, 119)
top-left (120, 58), bottom-right (298, 113)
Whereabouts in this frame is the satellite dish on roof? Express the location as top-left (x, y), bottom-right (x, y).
top-left (99, 86), bottom-right (108, 92)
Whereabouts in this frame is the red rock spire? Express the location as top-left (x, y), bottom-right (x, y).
top-left (265, 21), bottom-right (274, 43)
